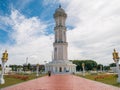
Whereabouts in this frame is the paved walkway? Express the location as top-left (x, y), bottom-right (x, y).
top-left (1, 74), bottom-right (120, 90)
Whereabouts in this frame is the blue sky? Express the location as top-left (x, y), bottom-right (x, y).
top-left (0, 0), bottom-right (120, 65)
top-left (0, 0), bottom-right (58, 44)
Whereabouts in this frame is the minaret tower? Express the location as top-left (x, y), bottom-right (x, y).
top-left (45, 5), bottom-right (76, 74)
top-left (53, 5), bottom-right (68, 61)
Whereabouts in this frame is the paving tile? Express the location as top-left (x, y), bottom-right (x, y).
top-left (1, 74), bottom-right (120, 90)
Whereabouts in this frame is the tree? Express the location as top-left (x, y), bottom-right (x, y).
top-left (97, 64), bottom-right (103, 70)
top-left (103, 65), bottom-right (110, 71)
top-left (23, 64), bottom-right (28, 71)
top-left (84, 60), bottom-right (97, 71)
top-left (9, 65), bottom-right (23, 71)
top-left (72, 60), bottom-right (82, 71)
top-left (109, 63), bottom-right (116, 67)
top-left (27, 63), bottom-right (31, 70)
top-left (9, 65), bottom-right (17, 71)
top-left (72, 60), bottom-right (97, 71)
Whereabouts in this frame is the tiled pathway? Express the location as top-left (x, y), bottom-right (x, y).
top-left (2, 74), bottom-right (120, 90)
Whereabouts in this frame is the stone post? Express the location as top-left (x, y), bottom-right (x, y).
top-left (0, 50), bottom-right (8, 84)
top-left (44, 61), bottom-right (47, 73)
top-left (82, 63), bottom-right (85, 76)
top-left (36, 64), bottom-right (39, 77)
top-left (112, 49), bottom-right (120, 83)
top-left (100, 65), bottom-right (102, 72)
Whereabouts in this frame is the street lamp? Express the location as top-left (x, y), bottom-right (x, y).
top-left (112, 49), bottom-right (120, 83)
top-left (100, 65), bottom-right (103, 72)
top-left (0, 50), bottom-right (8, 84)
top-left (36, 63), bottom-right (39, 77)
top-left (44, 61), bottom-right (47, 73)
top-left (82, 63), bottom-right (85, 76)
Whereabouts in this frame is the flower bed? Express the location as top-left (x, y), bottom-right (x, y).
top-left (94, 74), bottom-right (116, 80)
top-left (6, 74), bottom-right (29, 81)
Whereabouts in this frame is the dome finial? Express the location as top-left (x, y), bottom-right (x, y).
top-left (59, 4), bottom-right (61, 8)
top-left (114, 48), bottom-right (116, 52)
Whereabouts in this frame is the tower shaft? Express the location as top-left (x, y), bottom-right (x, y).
top-left (53, 6), bottom-right (68, 61)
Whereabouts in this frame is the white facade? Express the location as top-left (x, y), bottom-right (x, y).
top-left (46, 60), bottom-right (76, 73)
top-left (46, 6), bottom-right (76, 74)
top-left (110, 67), bottom-right (118, 73)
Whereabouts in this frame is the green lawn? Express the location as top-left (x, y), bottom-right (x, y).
top-left (76, 73), bottom-right (120, 87)
top-left (0, 73), bottom-right (46, 88)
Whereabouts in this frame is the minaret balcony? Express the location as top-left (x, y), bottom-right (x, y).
top-left (53, 42), bottom-right (68, 46)
top-left (54, 26), bottom-right (66, 30)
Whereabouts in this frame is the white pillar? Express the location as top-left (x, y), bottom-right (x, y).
top-left (74, 67), bottom-right (76, 73)
top-left (64, 67), bottom-right (66, 72)
top-left (72, 67), bottom-right (73, 72)
top-left (62, 67), bottom-right (64, 72)
top-left (83, 67), bottom-right (85, 76)
top-left (100, 66), bottom-right (102, 72)
top-left (73, 66), bottom-right (75, 73)
top-left (45, 66), bottom-right (47, 72)
top-left (46, 66), bottom-right (48, 73)
top-left (69, 66), bottom-right (71, 73)
top-left (51, 66), bottom-right (53, 72)
top-left (49, 66), bottom-right (50, 71)
top-left (66, 66), bottom-right (68, 72)
top-left (36, 65), bottom-right (39, 77)
top-left (69, 66), bottom-right (70, 72)
top-left (45, 64), bottom-right (47, 72)
top-left (0, 62), bottom-right (5, 84)
top-left (57, 67), bottom-right (59, 72)
top-left (70, 66), bottom-right (71, 73)
top-left (116, 62), bottom-right (120, 83)
top-left (53, 66), bottom-right (55, 73)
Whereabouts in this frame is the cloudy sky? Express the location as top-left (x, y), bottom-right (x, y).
top-left (0, 0), bottom-right (120, 65)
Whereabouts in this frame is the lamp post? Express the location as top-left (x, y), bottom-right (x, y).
top-left (112, 49), bottom-right (120, 83)
top-left (44, 61), bottom-right (47, 73)
top-left (82, 63), bottom-right (85, 76)
top-left (0, 50), bottom-right (8, 84)
top-left (36, 64), bottom-right (39, 77)
top-left (100, 65), bottom-right (102, 72)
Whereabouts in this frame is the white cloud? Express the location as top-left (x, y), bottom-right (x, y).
top-left (9, 10), bottom-right (47, 45)
top-left (60, 0), bottom-right (120, 65)
top-left (1, 0), bottom-right (120, 66)
top-left (0, 9), bottom-right (54, 65)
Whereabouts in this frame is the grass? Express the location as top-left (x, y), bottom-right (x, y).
top-left (76, 73), bottom-right (120, 87)
top-left (0, 76), bottom-right (24, 88)
top-left (0, 73), bottom-right (46, 88)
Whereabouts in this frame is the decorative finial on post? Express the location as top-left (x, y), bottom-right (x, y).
top-left (113, 49), bottom-right (119, 61)
top-left (59, 4), bottom-right (61, 8)
top-left (2, 50), bottom-right (8, 62)
top-left (114, 49), bottom-right (116, 52)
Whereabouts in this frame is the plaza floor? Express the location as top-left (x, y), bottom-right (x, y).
top-left (1, 74), bottom-right (120, 90)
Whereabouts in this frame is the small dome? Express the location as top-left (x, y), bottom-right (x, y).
top-left (54, 5), bottom-right (67, 18)
top-left (55, 5), bottom-right (65, 13)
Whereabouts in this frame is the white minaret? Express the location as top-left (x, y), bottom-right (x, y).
top-left (45, 5), bottom-right (76, 74)
top-left (53, 5), bottom-right (68, 61)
